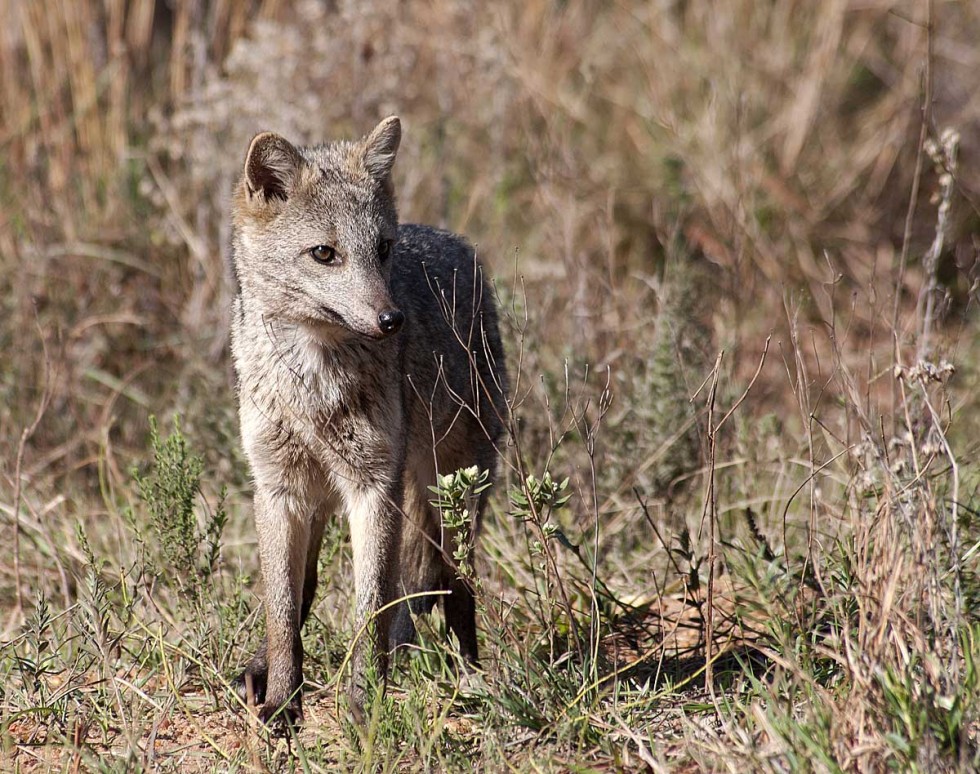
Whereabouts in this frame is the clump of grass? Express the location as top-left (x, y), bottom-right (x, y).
top-left (627, 258), bottom-right (708, 499)
top-left (131, 416), bottom-right (228, 604)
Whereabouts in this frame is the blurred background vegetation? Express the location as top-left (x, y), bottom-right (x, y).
top-left (2, 0), bottom-right (977, 476)
top-left (1, 0), bottom-right (979, 769)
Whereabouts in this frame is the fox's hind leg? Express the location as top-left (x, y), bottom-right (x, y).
top-left (440, 480), bottom-right (487, 667)
top-left (438, 441), bottom-right (499, 668)
top-left (443, 575), bottom-right (479, 666)
top-left (390, 455), bottom-right (443, 651)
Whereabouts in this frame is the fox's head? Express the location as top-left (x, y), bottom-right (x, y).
top-left (232, 117), bottom-right (403, 341)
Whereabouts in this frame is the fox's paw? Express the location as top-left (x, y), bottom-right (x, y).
top-left (232, 660), bottom-right (268, 707)
top-left (258, 695), bottom-right (304, 729)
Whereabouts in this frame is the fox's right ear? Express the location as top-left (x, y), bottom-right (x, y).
top-left (243, 132), bottom-right (302, 203)
top-left (362, 116), bottom-right (401, 182)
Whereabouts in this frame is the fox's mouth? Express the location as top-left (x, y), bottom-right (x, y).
top-left (311, 306), bottom-right (391, 341)
top-left (302, 306), bottom-right (349, 341)
top-left (315, 306), bottom-right (345, 327)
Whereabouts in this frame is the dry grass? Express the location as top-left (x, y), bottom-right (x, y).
top-left (1, 1), bottom-right (979, 771)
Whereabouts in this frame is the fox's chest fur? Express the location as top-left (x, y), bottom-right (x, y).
top-left (231, 297), bottom-right (406, 503)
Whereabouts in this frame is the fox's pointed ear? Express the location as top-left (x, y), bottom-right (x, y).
top-left (362, 116), bottom-right (401, 182)
top-left (243, 132), bottom-right (302, 202)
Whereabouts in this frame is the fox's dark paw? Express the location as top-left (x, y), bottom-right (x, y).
top-left (232, 664), bottom-right (268, 706)
top-left (258, 696), bottom-right (303, 729)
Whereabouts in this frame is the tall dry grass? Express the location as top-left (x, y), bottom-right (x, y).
top-left (3, 1), bottom-right (977, 455)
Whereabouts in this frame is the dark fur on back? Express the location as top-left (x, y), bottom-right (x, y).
top-left (389, 224), bottom-right (508, 640)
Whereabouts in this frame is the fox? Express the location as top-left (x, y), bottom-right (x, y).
top-left (228, 116), bottom-right (508, 725)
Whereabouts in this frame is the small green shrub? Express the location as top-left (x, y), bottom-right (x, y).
top-left (131, 416), bottom-right (228, 603)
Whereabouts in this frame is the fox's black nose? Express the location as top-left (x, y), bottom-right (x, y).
top-left (378, 309), bottom-right (404, 335)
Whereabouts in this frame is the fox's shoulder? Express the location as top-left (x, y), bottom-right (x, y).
top-left (396, 223), bottom-right (471, 251)
top-left (394, 224), bottom-right (477, 278)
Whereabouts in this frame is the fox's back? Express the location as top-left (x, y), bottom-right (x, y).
top-left (392, 224), bottom-right (508, 449)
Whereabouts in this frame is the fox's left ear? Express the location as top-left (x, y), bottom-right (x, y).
top-left (362, 116), bottom-right (401, 182)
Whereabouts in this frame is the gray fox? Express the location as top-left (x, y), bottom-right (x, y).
top-left (228, 117), bottom-right (507, 724)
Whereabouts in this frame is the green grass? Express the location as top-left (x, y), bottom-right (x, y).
top-left (4, 344), bottom-right (977, 771)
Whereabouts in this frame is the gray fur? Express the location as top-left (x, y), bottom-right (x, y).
top-left (229, 117), bottom-right (507, 725)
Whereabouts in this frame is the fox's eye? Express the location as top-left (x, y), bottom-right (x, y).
top-left (309, 245), bottom-right (338, 265)
top-left (378, 239), bottom-right (394, 261)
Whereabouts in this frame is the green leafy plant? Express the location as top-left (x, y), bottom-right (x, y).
top-left (429, 466), bottom-right (492, 579)
top-left (131, 416), bottom-right (228, 603)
